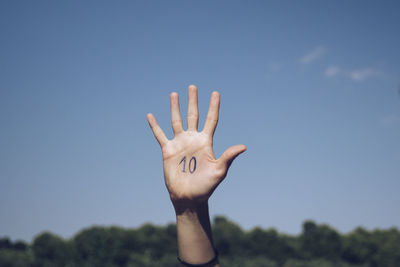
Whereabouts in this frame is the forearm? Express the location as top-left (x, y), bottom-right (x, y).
top-left (175, 202), bottom-right (220, 267)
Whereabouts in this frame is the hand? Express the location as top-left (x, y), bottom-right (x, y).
top-left (147, 85), bottom-right (246, 211)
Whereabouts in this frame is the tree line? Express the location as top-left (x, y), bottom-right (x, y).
top-left (1, 216), bottom-right (399, 267)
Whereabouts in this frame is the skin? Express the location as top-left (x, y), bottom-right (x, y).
top-left (147, 85), bottom-right (246, 266)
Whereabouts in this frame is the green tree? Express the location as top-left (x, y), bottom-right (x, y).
top-left (135, 223), bottom-right (177, 259)
top-left (0, 250), bottom-right (33, 267)
top-left (32, 232), bottom-right (72, 267)
top-left (220, 256), bottom-right (279, 267)
top-left (73, 226), bottom-right (126, 267)
top-left (300, 220), bottom-right (342, 261)
top-left (246, 227), bottom-right (295, 263)
top-left (0, 237), bottom-right (11, 250)
top-left (12, 241), bottom-right (28, 251)
top-left (212, 216), bottom-right (246, 257)
top-left (1, 217), bottom-right (399, 266)
top-left (369, 228), bottom-right (400, 267)
top-left (342, 226), bottom-right (378, 265)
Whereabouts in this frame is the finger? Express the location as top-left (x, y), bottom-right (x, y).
top-left (147, 113), bottom-right (168, 147)
top-left (187, 84), bottom-right (199, 131)
top-left (170, 92), bottom-right (183, 135)
top-left (202, 91), bottom-right (220, 136)
top-left (218, 144), bottom-right (247, 169)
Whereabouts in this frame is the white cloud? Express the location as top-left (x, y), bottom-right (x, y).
top-left (349, 68), bottom-right (378, 82)
top-left (324, 66), bottom-right (340, 77)
top-left (300, 46), bottom-right (325, 64)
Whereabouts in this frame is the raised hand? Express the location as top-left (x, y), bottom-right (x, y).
top-left (147, 85), bottom-right (246, 210)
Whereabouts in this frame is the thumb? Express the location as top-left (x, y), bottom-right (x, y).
top-left (219, 144), bottom-right (247, 169)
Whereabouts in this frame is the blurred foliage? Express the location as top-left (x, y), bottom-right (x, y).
top-left (1, 217), bottom-right (399, 266)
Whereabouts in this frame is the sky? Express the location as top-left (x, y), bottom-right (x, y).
top-left (1, 0), bottom-right (400, 242)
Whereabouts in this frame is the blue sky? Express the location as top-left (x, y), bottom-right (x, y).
top-left (1, 1), bottom-right (399, 241)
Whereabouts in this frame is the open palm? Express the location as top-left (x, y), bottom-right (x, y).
top-left (147, 85), bottom-right (246, 208)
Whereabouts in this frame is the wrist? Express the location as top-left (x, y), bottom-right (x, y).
top-left (173, 200), bottom-right (209, 217)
